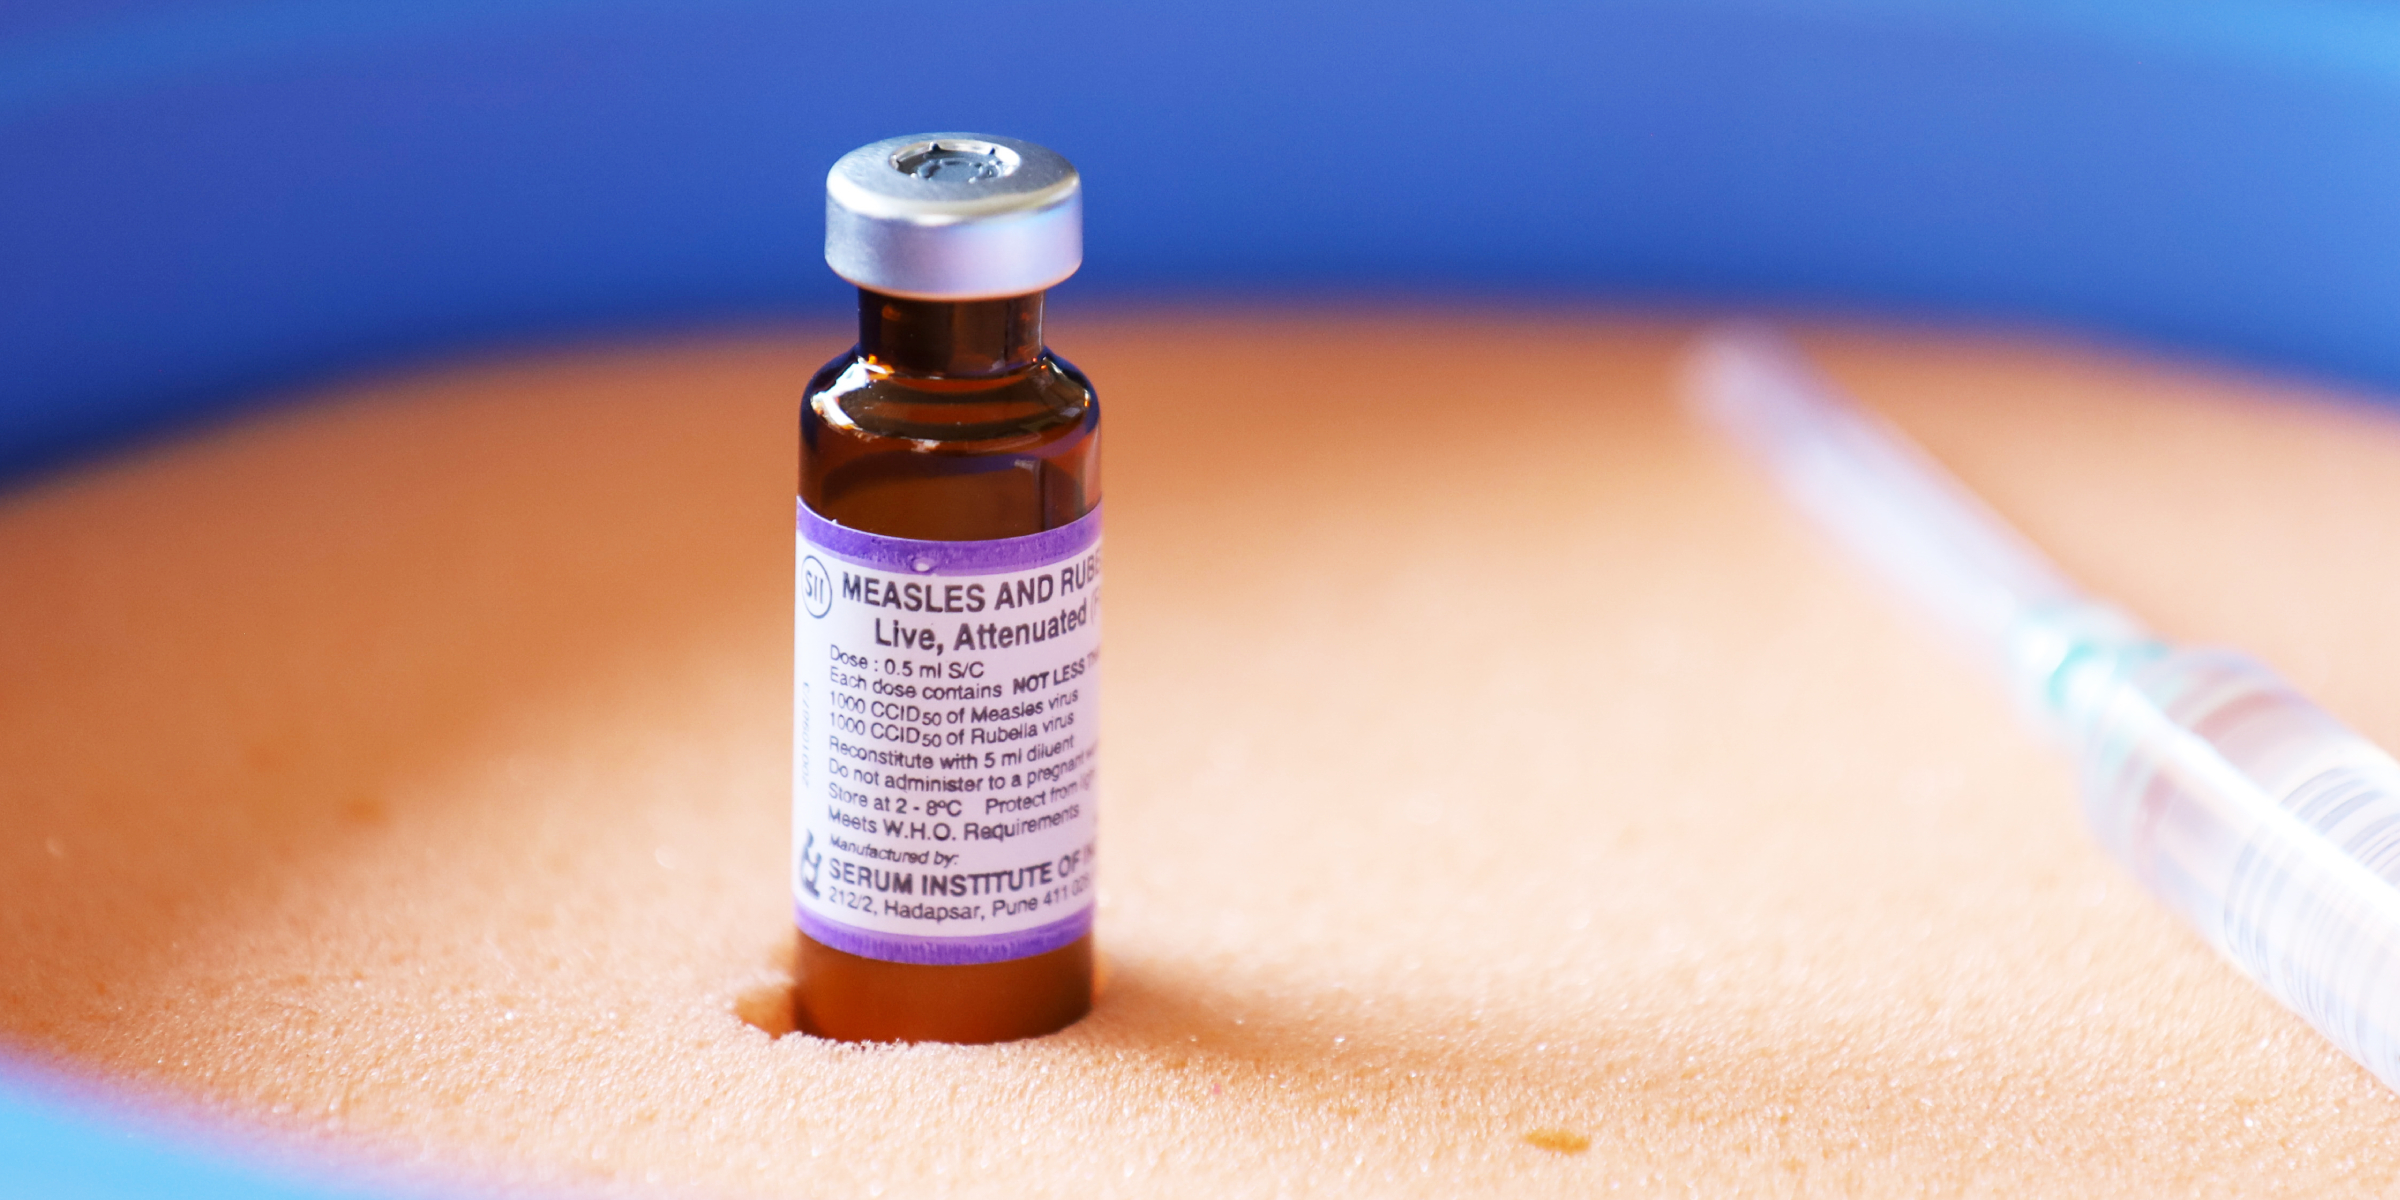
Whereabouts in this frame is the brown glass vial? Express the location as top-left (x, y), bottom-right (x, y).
top-left (794, 287), bottom-right (1098, 1043)
top-left (795, 131), bottom-right (1098, 1042)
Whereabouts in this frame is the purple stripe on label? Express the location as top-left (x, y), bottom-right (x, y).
top-left (797, 906), bottom-right (1093, 966)
top-left (798, 501), bottom-right (1101, 576)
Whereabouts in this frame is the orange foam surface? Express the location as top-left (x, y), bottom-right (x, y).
top-left (5, 315), bottom-right (2400, 1195)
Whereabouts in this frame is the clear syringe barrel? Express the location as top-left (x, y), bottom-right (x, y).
top-left (1691, 327), bottom-right (2400, 1094)
top-left (2062, 642), bottom-right (2400, 1089)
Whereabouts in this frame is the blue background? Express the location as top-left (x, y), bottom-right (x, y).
top-left (9, 0), bottom-right (2400, 1192)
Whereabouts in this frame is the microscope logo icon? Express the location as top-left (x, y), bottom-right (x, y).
top-left (798, 831), bottom-right (824, 900)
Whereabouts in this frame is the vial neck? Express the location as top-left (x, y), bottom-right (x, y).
top-left (857, 289), bottom-right (1044, 378)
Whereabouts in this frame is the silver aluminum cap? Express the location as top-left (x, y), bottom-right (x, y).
top-left (825, 133), bottom-right (1082, 300)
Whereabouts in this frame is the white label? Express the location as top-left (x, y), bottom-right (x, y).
top-left (793, 504), bottom-right (1099, 965)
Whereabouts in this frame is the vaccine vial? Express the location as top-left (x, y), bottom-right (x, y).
top-left (793, 134), bottom-right (1099, 1042)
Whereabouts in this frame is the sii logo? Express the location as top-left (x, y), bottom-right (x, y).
top-left (800, 556), bottom-right (833, 618)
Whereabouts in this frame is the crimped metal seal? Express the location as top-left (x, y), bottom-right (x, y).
top-left (825, 133), bottom-right (1082, 300)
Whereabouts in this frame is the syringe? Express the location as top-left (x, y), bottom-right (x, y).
top-left (1689, 328), bottom-right (2400, 1093)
